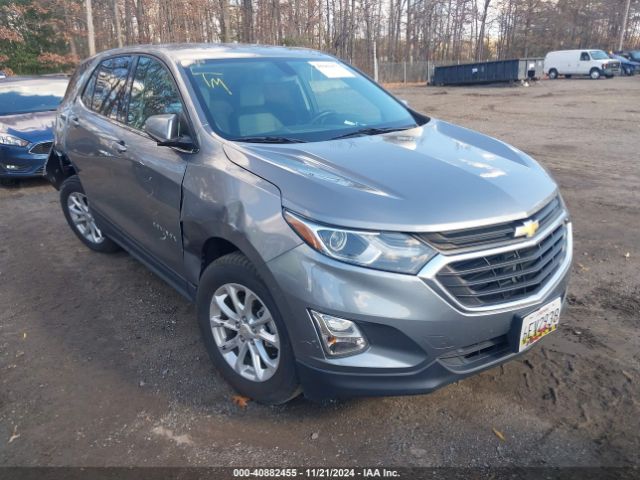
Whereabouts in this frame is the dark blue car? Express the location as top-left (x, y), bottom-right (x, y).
top-left (609, 53), bottom-right (639, 76)
top-left (0, 76), bottom-right (68, 185)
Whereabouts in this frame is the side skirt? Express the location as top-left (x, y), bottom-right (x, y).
top-left (94, 210), bottom-right (197, 303)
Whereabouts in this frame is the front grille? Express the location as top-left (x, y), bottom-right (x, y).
top-left (420, 196), bottom-right (563, 252)
top-left (436, 223), bottom-right (568, 307)
top-left (29, 141), bottom-right (53, 155)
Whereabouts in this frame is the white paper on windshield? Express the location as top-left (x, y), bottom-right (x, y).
top-left (309, 61), bottom-right (355, 78)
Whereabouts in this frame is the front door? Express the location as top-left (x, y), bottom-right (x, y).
top-left (110, 55), bottom-right (192, 277)
top-left (577, 51), bottom-right (591, 74)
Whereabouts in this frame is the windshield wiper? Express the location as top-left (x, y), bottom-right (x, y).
top-left (231, 136), bottom-right (307, 144)
top-left (329, 125), bottom-right (416, 141)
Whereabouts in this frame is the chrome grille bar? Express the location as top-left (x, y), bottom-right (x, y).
top-left (420, 195), bottom-right (563, 252)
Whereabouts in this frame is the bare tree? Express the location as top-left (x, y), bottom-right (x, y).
top-left (113, 0), bottom-right (123, 48)
top-left (619, 0), bottom-right (632, 50)
top-left (475, 0), bottom-right (491, 60)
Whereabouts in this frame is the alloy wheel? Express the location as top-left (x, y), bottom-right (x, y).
top-left (67, 192), bottom-right (104, 244)
top-left (209, 283), bottom-right (280, 382)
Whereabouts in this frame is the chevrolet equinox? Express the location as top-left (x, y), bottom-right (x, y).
top-left (46, 44), bottom-right (572, 404)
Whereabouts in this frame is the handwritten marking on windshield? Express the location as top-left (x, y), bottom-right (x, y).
top-left (199, 74), bottom-right (233, 95)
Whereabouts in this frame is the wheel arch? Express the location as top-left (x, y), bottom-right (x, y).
top-left (182, 223), bottom-right (281, 292)
top-left (45, 149), bottom-right (77, 190)
top-left (200, 236), bottom-right (242, 276)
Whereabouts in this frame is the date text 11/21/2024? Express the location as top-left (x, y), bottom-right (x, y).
top-left (232, 468), bottom-right (401, 478)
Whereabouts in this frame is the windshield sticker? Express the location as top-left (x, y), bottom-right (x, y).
top-left (198, 73), bottom-right (233, 95)
top-left (309, 61), bottom-right (355, 78)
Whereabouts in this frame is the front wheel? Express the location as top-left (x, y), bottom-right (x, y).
top-left (60, 175), bottom-right (120, 253)
top-left (548, 69), bottom-right (558, 80)
top-left (590, 68), bottom-right (601, 80)
top-left (196, 252), bottom-right (300, 404)
top-left (0, 178), bottom-right (19, 187)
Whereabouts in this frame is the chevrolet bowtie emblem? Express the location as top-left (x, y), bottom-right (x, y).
top-left (514, 219), bottom-right (540, 238)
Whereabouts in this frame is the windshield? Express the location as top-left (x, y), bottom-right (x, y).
top-left (590, 50), bottom-right (609, 60)
top-left (630, 51), bottom-right (640, 61)
top-left (0, 78), bottom-right (67, 116)
top-left (183, 57), bottom-right (420, 143)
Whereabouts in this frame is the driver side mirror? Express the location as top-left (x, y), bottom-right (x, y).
top-left (144, 113), bottom-right (194, 150)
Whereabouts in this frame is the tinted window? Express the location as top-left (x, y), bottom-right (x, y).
top-left (63, 60), bottom-right (92, 104)
top-left (0, 79), bottom-right (67, 116)
top-left (86, 56), bottom-right (132, 120)
top-left (580, 52), bottom-right (590, 61)
top-left (127, 56), bottom-right (183, 131)
top-left (81, 68), bottom-right (98, 107)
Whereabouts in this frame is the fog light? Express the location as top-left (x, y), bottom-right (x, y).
top-left (4, 164), bottom-right (19, 170)
top-left (310, 310), bottom-right (368, 356)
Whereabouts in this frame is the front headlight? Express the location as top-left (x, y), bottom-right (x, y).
top-left (0, 133), bottom-right (29, 147)
top-left (284, 210), bottom-right (436, 274)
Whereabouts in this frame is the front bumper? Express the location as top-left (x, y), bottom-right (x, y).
top-left (266, 221), bottom-right (572, 400)
top-left (603, 66), bottom-right (620, 77)
top-left (0, 145), bottom-right (48, 178)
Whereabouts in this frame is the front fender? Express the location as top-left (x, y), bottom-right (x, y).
top-left (180, 159), bottom-right (302, 287)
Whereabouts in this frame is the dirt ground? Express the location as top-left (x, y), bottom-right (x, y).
top-left (1, 76), bottom-right (639, 468)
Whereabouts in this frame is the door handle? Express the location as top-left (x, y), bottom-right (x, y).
top-left (113, 140), bottom-right (127, 153)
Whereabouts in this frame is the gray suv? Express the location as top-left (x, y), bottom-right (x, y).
top-left (46, 44), bottom-right (572, 404)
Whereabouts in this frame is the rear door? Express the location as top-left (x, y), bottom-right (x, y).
top-left (65, 55), bottom-right (134, 215)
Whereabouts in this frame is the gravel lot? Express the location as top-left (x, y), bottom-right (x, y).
top-left (1, 76), bottom-right (639, 468)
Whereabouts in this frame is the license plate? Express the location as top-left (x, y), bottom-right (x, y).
top-left (518, 298), bottom-right (562, 352)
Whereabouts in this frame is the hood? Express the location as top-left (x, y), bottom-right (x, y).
top-left (0, 110), bottom-right (56, 145)
top-left (223, 119), bottom-right (558, 232)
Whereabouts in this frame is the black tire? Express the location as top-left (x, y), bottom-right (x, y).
top-left (60, 175), bottom-right (120, 253)
top-left (197, 252), bottom-right (301, 405)
top-left (590, 68), bottom-right (601, 80)
top-left (0, 178), bottom-right (19, 187)
top-left (548, 69), bottom-right (558, 79)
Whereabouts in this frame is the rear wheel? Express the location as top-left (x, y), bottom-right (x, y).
top-left (60, 175), bottom-right (120, 253)
top-left (548, 69), bottom-right (558, 80)
top-left (590, 68), bottom-right (601, 80)
top-left (197, 252), bottom-right (300, 404)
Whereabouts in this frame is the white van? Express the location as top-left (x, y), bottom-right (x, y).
top-left (544, 49), bottom-right (620, 79)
